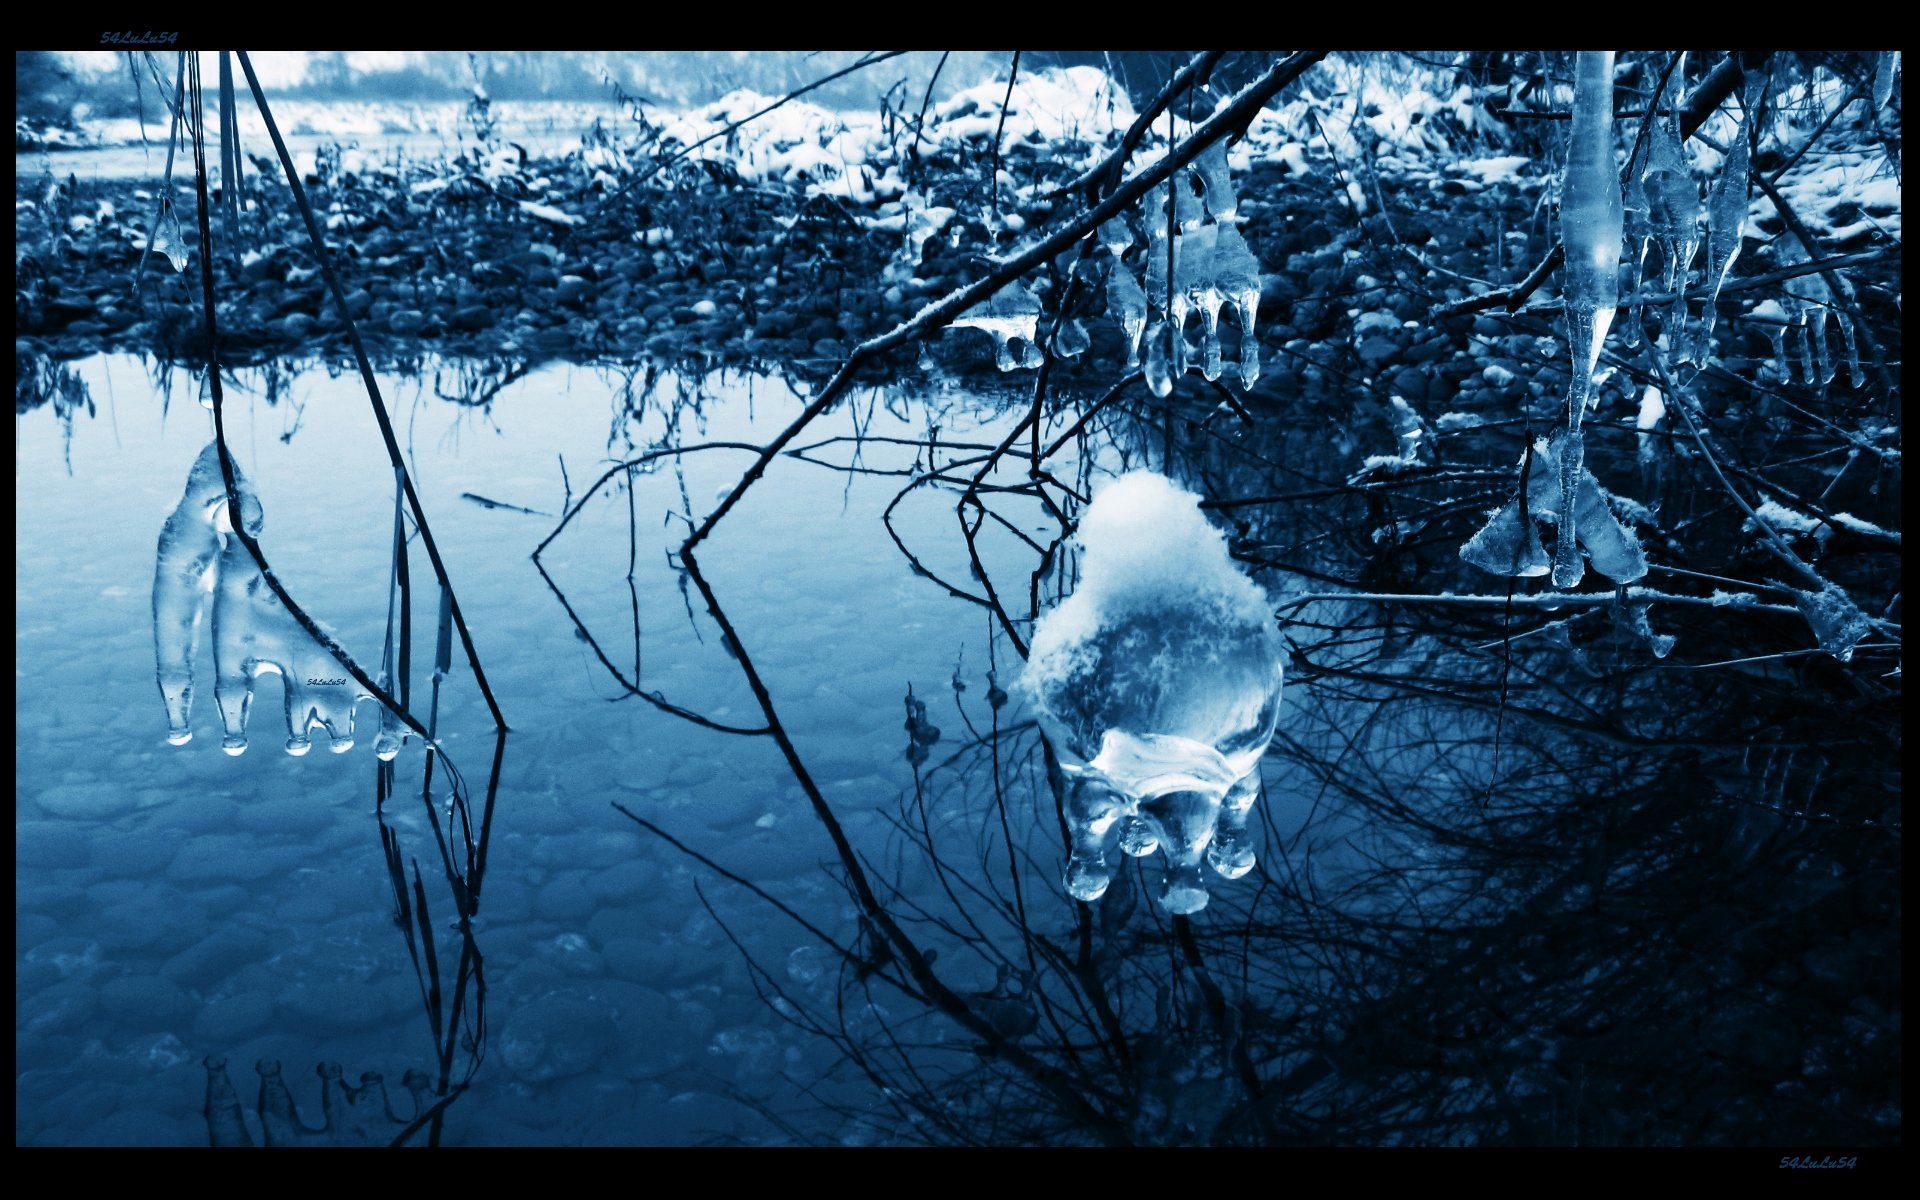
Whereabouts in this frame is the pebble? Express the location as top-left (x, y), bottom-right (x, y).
top-left (166, 835), bottom-right (306, 884)
top-left (585, 858), bottom-right (659, 903)
top-left (388, 309), bottom-right (426, 336)
top-left (101, 974), bottom-right (196, 1028)
top-left (33, 781), bottom-right (139, 820)
top-left (498, 990), bottom-right (616, 1083)
top-left (453, 304), bottom-right (494, 331)
top-left (17, 822), bottom-right (91, 869)
top-left (19, 981), bottom-right (99, 1036)
top-left (534, 874), bottom-right (596, 923)
top-left (600, 937), bottom-right (676, 986)
top-left (278, 980), bottom-right (390, 1031)
top-left (163, 927), bottom-right (271, 990)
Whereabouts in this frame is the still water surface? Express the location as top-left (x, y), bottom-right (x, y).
top-left (19, 354), bottom-right (1168, 1145)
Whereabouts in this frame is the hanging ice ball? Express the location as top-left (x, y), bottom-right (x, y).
top-left (1022, 471), bottom-right (1284, 914)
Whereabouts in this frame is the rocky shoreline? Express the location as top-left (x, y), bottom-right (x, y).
top-left (18, 130), bottom-right (1823, 442)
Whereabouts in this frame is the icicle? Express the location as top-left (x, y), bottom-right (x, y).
top-left (1696, 72), bottom-right (1759, 362)
top-left (1809, 306), bottom-right (1835, 386)
top-left (1834, 308), bottom-right (1863, 389)
top-left (1551, 427), bottom-right (1588, 587)
top-left (1621, 169), bottom-right (1654, 350)
top-left (1560, 50), bottom-right (1622, 431)
top-left (1212, 227), bottom-right (1263, 388)
top-left (1751, 298), bottom-right (1793, 379)
top-left (1179, 226), bottom-right (1226, 380)
top-left (1144, 319), bottom-right (1176, 398)
top-left (1644, 54), bottom-right (1701, 360)
top-left (203, 1056), bottom-right (255, 1147)
top-left (256, 1059), bottom-right (317, 1146)
top-left (1873, 51), bottom-right (1900, 113)
top-left (1100, 214), bottom-right (1133, 258)
top-left (1107, 260), bottom-right (1148, 369)
top-left (1146, 228), bottom-right (1189, 377)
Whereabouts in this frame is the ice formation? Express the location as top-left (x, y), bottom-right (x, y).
top-left (1642, 54), bottom-right (1702, 362)
top-left (1461, 438), bottom-right (1648, 586)
top-left (153, 442), bottom-right (389, 756)
top-left (1696, 72), bottom-right (1761, 360)
top-left (1101, 137), bottom-right (1262, 393)
top-left (1553, 51), bottom-right (1625, 588)
top-left (204, 1056), bottom-right (435, 1147)
top-left (1107, 259), bottom-right (1149, 369)
top-left (153, 442), bottom-right (263, 745)
top-left (951, 280), bottom-right (1043, 371)
top-left (1023, 472), bottom-right (1284, 914)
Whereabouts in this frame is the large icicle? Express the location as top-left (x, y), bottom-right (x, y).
top-left (1644, 54), bottom-right (1702, 361)
top-left (1554, 50), bottom-right (1624, 587)
top-left (1696, 71), bottom-right (1760, 362)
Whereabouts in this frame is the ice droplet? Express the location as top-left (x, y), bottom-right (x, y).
top-left (1023, 472), bottom-right (1284, 913)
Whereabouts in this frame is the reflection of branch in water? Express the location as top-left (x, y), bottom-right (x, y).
top-left (180, 57), bottom-right (500, 1148)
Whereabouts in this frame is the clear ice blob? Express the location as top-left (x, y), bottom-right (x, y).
top-left (1460, 498), bottom-right (1551, 578)
top-left (213, 528), bottom-right (368, 756)
top-left (153, 443), bottom-right (264, 745)
top-left (952, 281), bottom-right (1044, 372)
top-left (153, 440), bottom-right (388, 755)
top-left (1053, 316), bottom-right (1090, 360)
top-left (1193, 140), bottom-right (1239, 222)
top-left (1023, 472), bottom-right (1284, 914)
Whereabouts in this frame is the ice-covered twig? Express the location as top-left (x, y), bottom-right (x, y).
top-left (685, 50), bottom-right (1328, 557)
top-left (1277, 588), bottom-right (1800, 615)
top-left (1431, 52), bottom-right (1773, 324)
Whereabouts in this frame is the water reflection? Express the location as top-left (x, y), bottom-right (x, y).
top-left (16, 348), bottom-right (1902, 1146)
